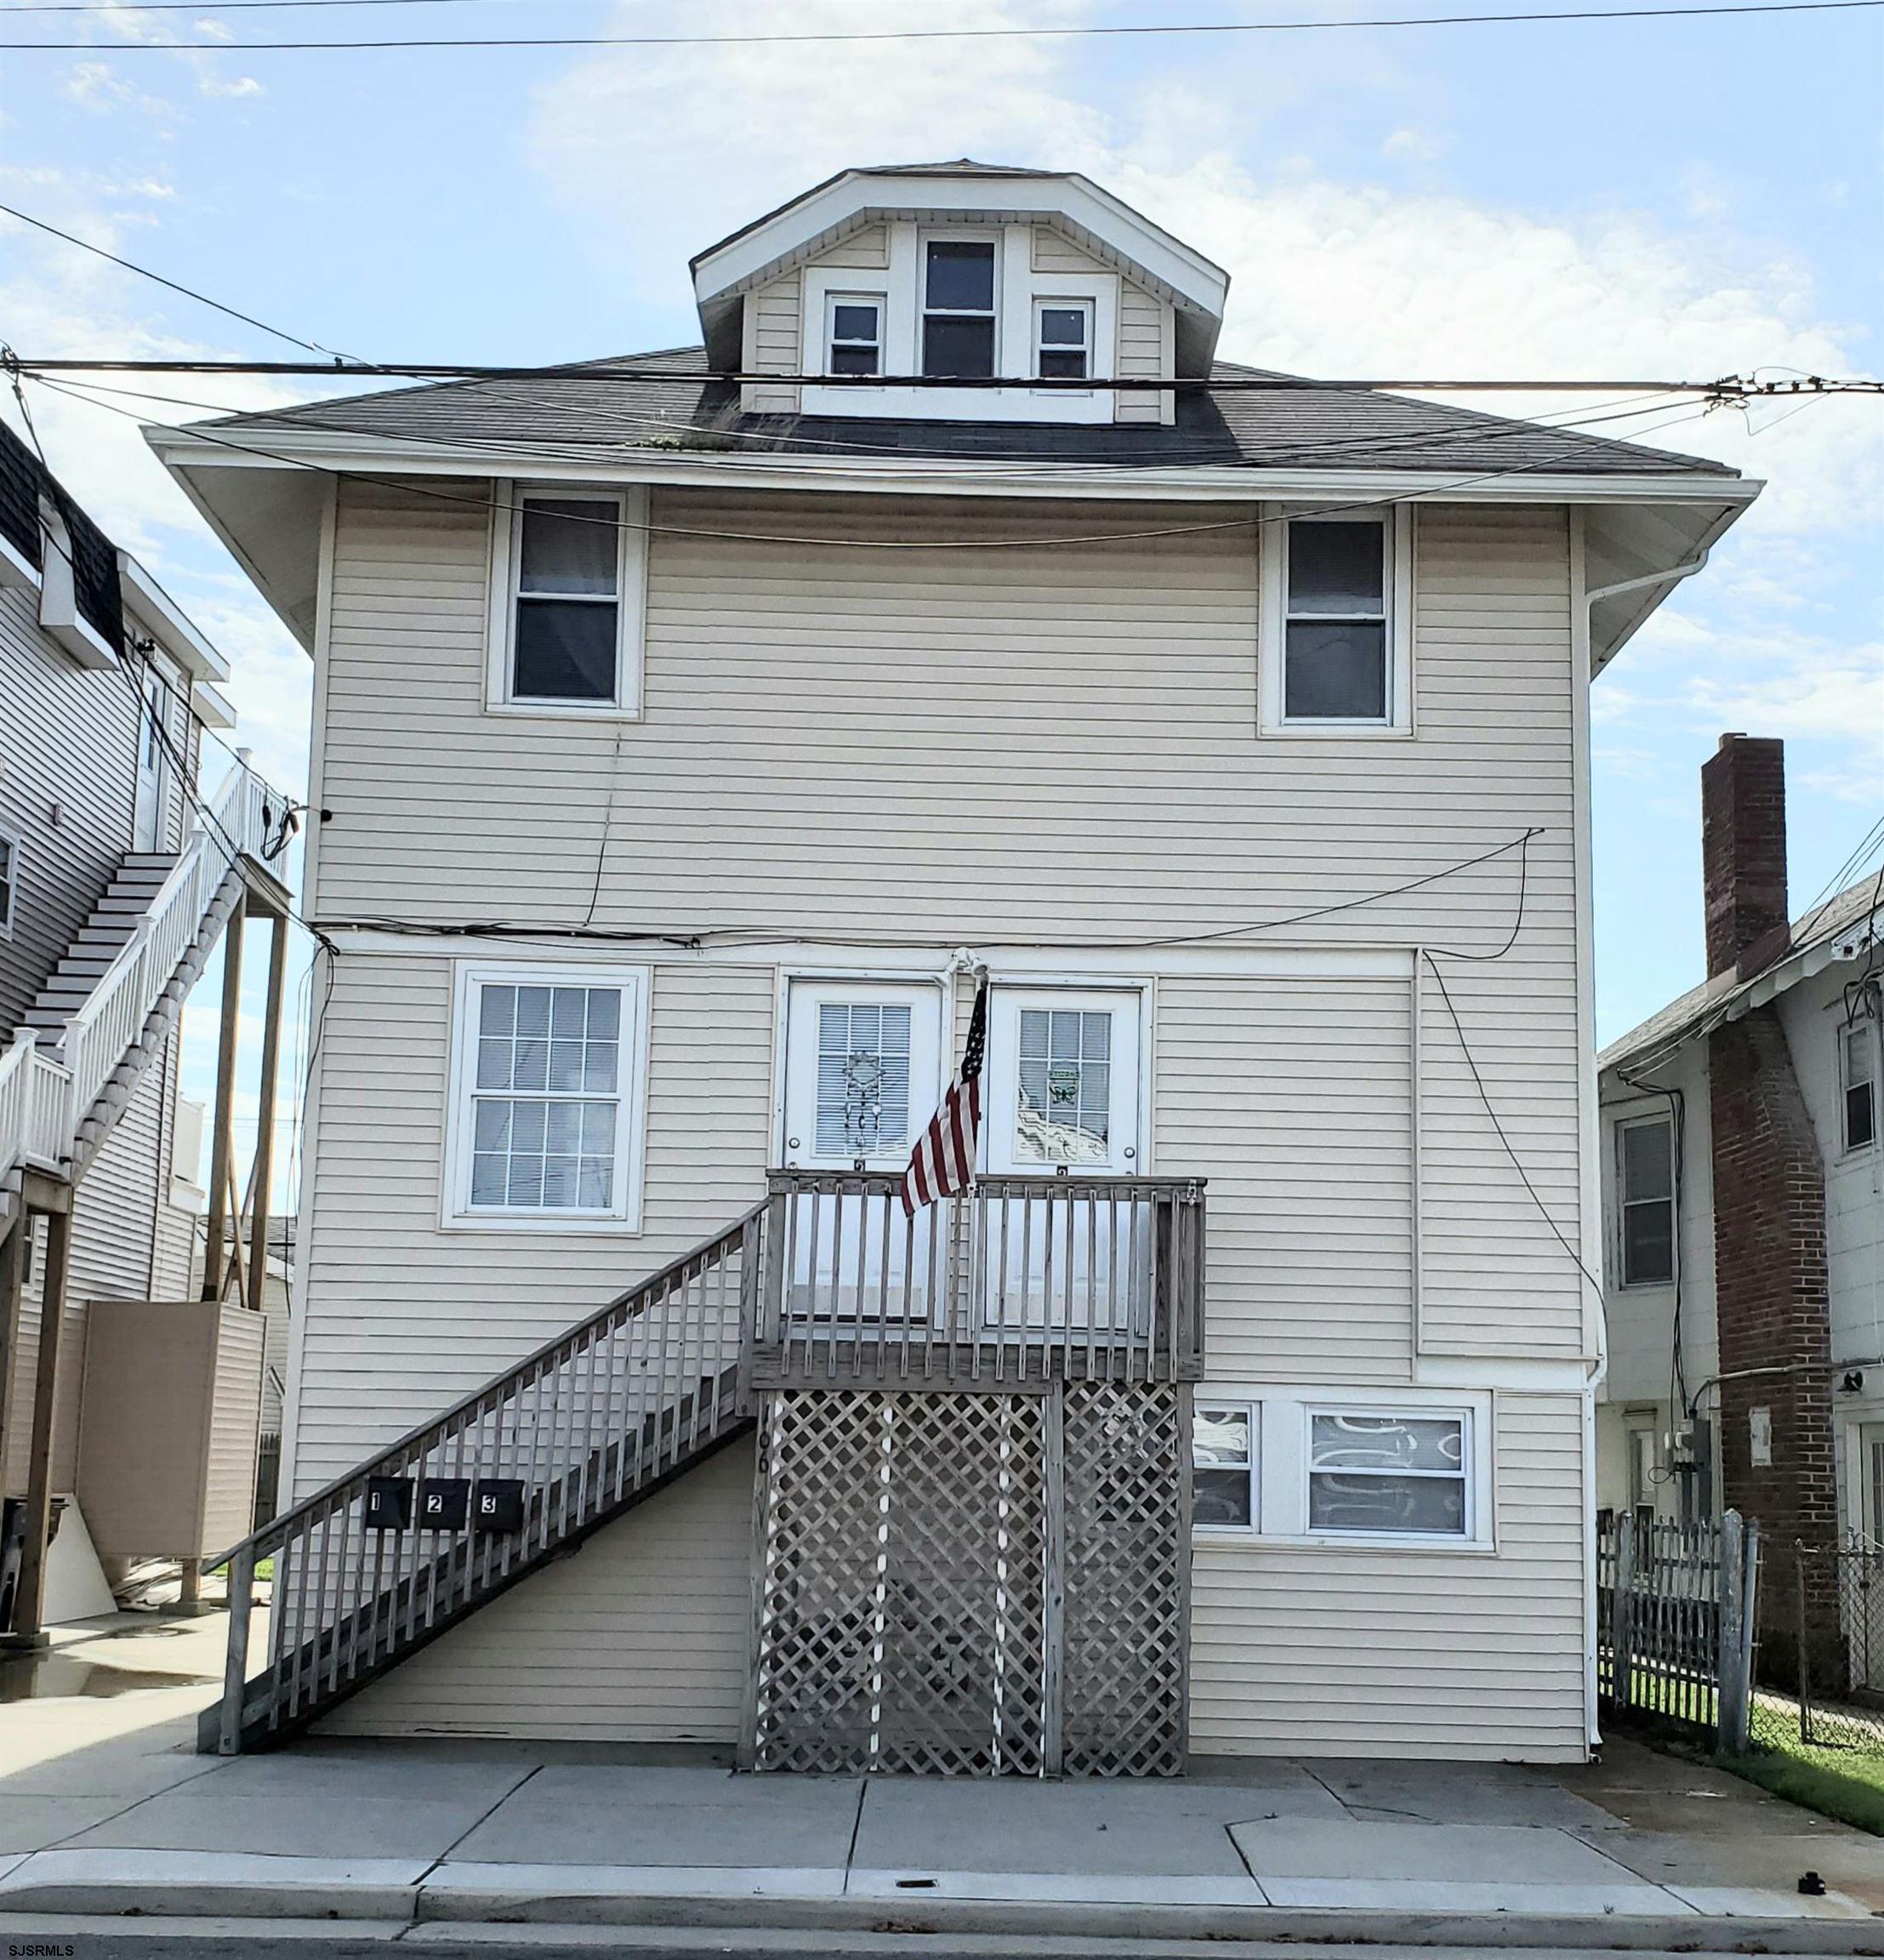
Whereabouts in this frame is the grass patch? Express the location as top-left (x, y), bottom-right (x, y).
top-left (1717, 1744), bottom-right (1884, 1836)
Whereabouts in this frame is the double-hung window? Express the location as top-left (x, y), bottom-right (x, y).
top-left (1261, 506), bottom-right (1413, 732)
top-left (1618, 1113), bottom-right (1676, 1285)
top-left (1842, 1018), bottom-right (1878, 1153)
top-left (826, 296), bottom-right (883, 377)
top-left (447, 966), bottom-right (647, 1228)
top-left (0, 828), bottom-right (17, 937)
top-left (491, 486), bottom-right (646, 716)
top-left (1034, 300), bottom-right (1091, 381)
top-left (1307, 1410), bottom-right (1471, 1538)
top-left (1192, 1404), bottom-right (1258, 1529)
top-left (921, 240), bottom-right (997, 379)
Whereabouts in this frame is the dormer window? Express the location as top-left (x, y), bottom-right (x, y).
top-left (1035, 302), bottom-right (1091, 381)
top-left (920, 240), bottom-right (997, 379)
top-left (827, 296), bottom-right (882, 377)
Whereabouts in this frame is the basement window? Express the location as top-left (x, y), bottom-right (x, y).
top-left (1842, 1020), bottom-right (1878, 1153)
top-left (489, 484), bottom-right (646, 718)
top-left (1618, 1114), bottom-right (1676, 1286)
top-left (1193, 1404), bottom-right (1257, 1530)
top-left (1307, 1410), bottom-right (1470, 1539)
top-left (446, 965), bottom-right (647, 1230)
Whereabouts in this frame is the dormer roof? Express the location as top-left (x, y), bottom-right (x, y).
top-left (690, 160), bottom-right (1231, 375)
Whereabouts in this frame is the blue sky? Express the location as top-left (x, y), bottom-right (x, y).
top-left (3, 0), bottom-right (1880, 1187)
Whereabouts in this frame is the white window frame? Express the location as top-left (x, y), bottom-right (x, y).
top-left (1615, 1110), bottom-right (1677, 1289)
top-left (0, 824), bottom-right (19, 939)
top-left (822, 291), bottom-right (884, 378)
top-left (1033, 295), bottom-right (1094, 385)
top-left (1840, 1016), bottom-right (1879, 1156)
top-left (486, 482), bottom-right (646, 721)
top-left (1192, 1400), bottom-right (1259, 1535)
top-left (1259, 503), bottom-right (1414, 735)
top-left (1302, 1403), bottom-right (1477, 1545)
top-left (441, 961), bottom-right (651, 1233)
top-left (918, 230), bottom-right (1000, 382)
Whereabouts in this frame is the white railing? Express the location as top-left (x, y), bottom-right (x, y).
top-left (0, 753), bottom-right (277, 1199)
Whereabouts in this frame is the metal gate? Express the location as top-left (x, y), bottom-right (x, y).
top-left (745, 1382), bottom-right (1187, 1775)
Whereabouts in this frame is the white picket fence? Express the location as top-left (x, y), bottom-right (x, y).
top-left (0, 757), bottom-right (276, 1202)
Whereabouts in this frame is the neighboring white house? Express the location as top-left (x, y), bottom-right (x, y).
top-left (0, 421), bottom-right (290, 1635)
top-left (1597, 736), bottom-right (1882, 1581)
top-left (154, 161), bottom-right (1759, 1766)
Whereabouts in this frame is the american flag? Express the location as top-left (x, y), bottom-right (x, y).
top-left (901, 977), bottom-right (988, 1216)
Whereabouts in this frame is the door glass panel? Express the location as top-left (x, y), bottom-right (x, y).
top-left (815, 1003), bottom-right (912, 1157)
top-left (1015, 1009), bottom-right (1111, 1164)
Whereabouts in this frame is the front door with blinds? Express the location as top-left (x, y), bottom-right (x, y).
top-left (982, 989), bottom-right (1145, 1332)
top-left (781, 980), bottom-right (944, 1319)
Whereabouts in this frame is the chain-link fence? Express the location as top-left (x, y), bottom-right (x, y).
top-left (1747, 1543), bottom-right (1884, 1757)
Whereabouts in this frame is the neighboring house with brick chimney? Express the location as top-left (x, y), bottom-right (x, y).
top-left (1597, 734), bottom-right (1883, 1688)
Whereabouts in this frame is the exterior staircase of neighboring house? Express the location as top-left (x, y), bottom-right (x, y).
top-left (202, 1174), bottom-right (1207, 1773)
top-left (0, 761), bottom-right (279, 1246)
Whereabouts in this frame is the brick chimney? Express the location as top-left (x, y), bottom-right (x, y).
top-left (1701, 733), bottom-right (1790, 980)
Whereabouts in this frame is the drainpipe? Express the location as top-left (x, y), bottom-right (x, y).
top-left (1585, 548), bottom-right (1712, 612)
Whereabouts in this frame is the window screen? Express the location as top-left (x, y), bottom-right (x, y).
top-left (922, 242), bottom-right (996, 379)
top-left (1036, 304), bottom-right (1090, 380)
top-left (469, 983), bottom-right (623, 1211)
top-left (1284, 519), bottom-right (1389, 721)
top-left (1015, 1008), bottom-right (1111, 1163)
top-left (513, 499), bottom-right (621, 703)
top-left (815, 1002), bottom-right (913, 1158)
top-left (1619, 1115), bottom-right (1676, 1285)
top-left (1308, 1411), bottom-right (1467, 1536)
top-left (1193, 1404), bottom-right (1256, 1527)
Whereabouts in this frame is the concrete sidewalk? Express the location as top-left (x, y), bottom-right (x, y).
top-left (2, 1614), bottom-right (1881, 1953)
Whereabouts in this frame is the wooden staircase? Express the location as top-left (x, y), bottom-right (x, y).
top-left (202, 1205), bottom-right (768, 1753)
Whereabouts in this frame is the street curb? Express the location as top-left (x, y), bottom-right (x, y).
top-left (3, 1879), bottom-right (1881, 1954)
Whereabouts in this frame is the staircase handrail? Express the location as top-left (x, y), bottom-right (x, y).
top-left (203, 1199), bottom-right (769, 1574)
top-left (57, 756), bottom-right (274, 1125)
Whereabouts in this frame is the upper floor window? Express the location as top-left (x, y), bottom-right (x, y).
top-left (1842, 1018), bottom-right (1878, 1153)
top-left (445, 964), bottom-right (648, 1230)
top-left (921, 240), bottom-right (996, 379)
top-left (488, 484), bottom-right (646, 718)
top-left (826, 296), bottom-right (882, 376)
top-left (1618, 1113), bottom-right (1676, 1286)
top-left (1259, 505), bottom-right (1414, 734)
top-left (1035, 301), bottom-right (1091, 380)
top-left (0, 828), bottom-right (18, 938)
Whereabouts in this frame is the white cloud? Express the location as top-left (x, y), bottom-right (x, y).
top-left (1382, 127), bottom-right (1447, 163)
top-left (197, 74), bottom-right (262, 100)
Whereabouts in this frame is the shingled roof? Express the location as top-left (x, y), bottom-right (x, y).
top-left (202, 348), bottom-right (1737, 479)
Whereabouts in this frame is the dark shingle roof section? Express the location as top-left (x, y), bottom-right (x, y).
top-left (201, 347), bottom-right (1737, 479)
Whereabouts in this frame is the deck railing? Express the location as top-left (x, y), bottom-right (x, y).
top-left (206, 1202), bottom-right (767, 1752)
top-left (754, 1171), bottom-right (1204, 1387)
top-left (1, 754), bottom-right (278, 1203)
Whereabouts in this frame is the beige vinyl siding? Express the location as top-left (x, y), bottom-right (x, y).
top-left (741, 275), bottom-right (802, 415)
top-left (1190, 1393), bottom-right (1588, 1758)
top-left (292, 953), bottom-right (776, 1493)
top-left (814, 223), bottom-right (889, 270)
top-left (320, 1433), bottom-right (754, 1741)
top-left (1157, 977), bottom-right (1413, 1382)
top-left (202, 1302), bottom-right (264, 1554)
top-left (1115, 282), bottom-right (1173, 424)
top-left (1031, 227), bottom-right (1109, 275)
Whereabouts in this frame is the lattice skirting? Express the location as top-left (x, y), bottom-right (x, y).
top-left (745, 1383), bottom-right (1187, 1776)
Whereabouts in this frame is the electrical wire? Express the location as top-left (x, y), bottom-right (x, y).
top-left (7, 0), bottom-right (1882, 48)
top-left (18, 362), bottom-right (1727, 556)
top-left (0, 207), bottom-right (356, 362)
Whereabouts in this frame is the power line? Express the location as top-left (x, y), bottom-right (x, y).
top-left (7, 0), bottom-right (1881, 48)
top-left (8, 354), bottom-right (1880, 396)
top-left (0, 205), bottom-right (355, 362)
